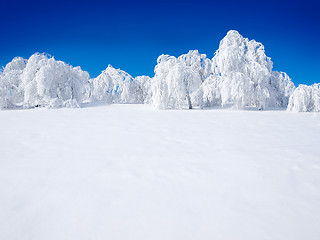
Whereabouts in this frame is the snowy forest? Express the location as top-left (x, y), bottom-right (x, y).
top-left (1, 30), bottom-right (319, 112)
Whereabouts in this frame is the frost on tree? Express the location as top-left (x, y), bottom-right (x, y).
top-left (21, 53), bottom-right (90, 108)
top-left (287, 83), bottom-right (320, 112)
top-left (150, 50), bottom-right (211, 109)
top-left (198, 30), bottom-right (295, 109)
top-left (135, 75), bottom-right (152, 104)
top-left (270, 71), bottom-right (295, 107)
top-left (0, 57), bottom-right (26, 108)
top-left (0, 53), bottom-right (90, 109)
top-left (91, 65), bottom-right (143, 104)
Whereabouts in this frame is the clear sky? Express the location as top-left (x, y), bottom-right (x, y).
top-left (1, 0), bottom-right (319, 85)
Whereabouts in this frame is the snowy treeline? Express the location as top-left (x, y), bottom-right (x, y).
top-left (1, 30), bottom-right (319, 111)
top-left (0, 54), bottom-right (143, 109)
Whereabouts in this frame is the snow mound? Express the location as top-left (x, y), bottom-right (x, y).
top-left (287, 83), bottom-right (320, 112)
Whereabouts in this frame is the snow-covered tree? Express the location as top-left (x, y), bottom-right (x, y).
top-left (20, 53), bottom-right (90, 108)
top-left (177, 50), bottom-right (212, 81)
top-left (199, 30), bottom-right (295, 109)
top-left (194, 75), bottom-right (222, 107)
top-left (149, 31), bottom-right (295, 110)
top-left (0, 53), bottom-right (90, 109)
top-left (90, 65), bottom-right (143, 104)
top-left (150, 51), bottom-right (210, 109)
top-left (269, 71), bottom-right (295, 107)
top-left (0, 57), bottom-right (26, 108)
top-left (135, 75), bottom-right (152, 104)
top-left (287, 83), bottom-right (320, 112)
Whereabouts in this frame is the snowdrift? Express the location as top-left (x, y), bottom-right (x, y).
top-left (0, 30), bottom-right (319, 111)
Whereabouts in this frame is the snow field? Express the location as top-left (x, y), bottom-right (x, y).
top-left (0, 105), bottom-right (320, 240)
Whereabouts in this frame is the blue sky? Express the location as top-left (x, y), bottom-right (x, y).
top-left (1, 0), bottom-right (319, 85)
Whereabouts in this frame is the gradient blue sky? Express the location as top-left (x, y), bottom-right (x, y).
top-left (1, 0), bottom-right (319, 85)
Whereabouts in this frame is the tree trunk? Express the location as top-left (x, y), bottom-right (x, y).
top-left (186, 92), bottom-right (192, 109)
top-left (184, 77), bottom-right (192, 109)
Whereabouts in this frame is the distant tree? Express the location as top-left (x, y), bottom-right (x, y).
top-left (135, 75), bottom-right (152, 104)
top-left (287, 83), bottom-right (320, 112)
top-left (0, 57), bottom-right (26, 108)
top-left (150, 51), bottom-right (210, 109)
top-left (91, 65), bottom-right (143, 104)
top-left (201, 30), bottom-right (295, 109)
top-left (0, 53), bottom-right (90, 109)
top-left (20, 53), bottom-right (90, 108)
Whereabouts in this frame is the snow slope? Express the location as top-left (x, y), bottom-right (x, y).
top-left (0, 105), bottom-right (320, 240)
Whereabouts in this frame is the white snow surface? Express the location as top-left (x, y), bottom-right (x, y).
top-left (1, 104), bottom-right (320, 240)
